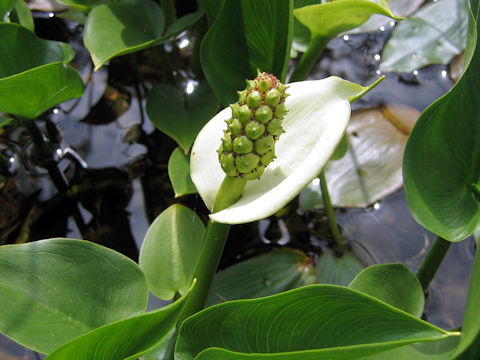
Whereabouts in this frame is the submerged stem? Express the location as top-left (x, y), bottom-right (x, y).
top-left (319, 171), bottom-right (345, 250)
top-left (416, 236), bottom-right (451, 291)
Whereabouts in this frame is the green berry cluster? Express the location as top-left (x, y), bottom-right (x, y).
top-left (217, 72), bottom-right (289, 180)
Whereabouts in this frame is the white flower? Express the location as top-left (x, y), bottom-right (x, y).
top-left (190, 76), bottom-right (376, 224)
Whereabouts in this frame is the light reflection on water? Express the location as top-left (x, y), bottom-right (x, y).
top-left (337, 189), bottom-right (475, 330)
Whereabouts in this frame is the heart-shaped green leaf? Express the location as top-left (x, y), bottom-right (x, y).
top-left (380, 0), bottom-right (468, 73)
top-left (46, 282), bottom-right (194, 360)
top-left (139, 204), bottom-right (205, 300)
top-left (84, 0), bottom-right (164, 70)
top-left (176, 285), bottom-right (457, 360)
top-left (200, 0), bottom-right (292, 106)
top-left (403, 0), bottom-right (480, 241)
top-left (168, 147), bottom-right (197, 197)
top-left (146, 82), bottom-right (218, 153)
top-left (315, 250), bottom-right (364, 286)
top-left (206, 249), bottom-right (315, 306)
top-left (0, 238), bottom-right (148, 354)
top-left (349, 263), bottom-right (424, 318)
top-left (0, 23), bottom-right (84, 119)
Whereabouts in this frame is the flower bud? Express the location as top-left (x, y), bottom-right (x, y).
top-left (217, 72), bottom-right (288, 180)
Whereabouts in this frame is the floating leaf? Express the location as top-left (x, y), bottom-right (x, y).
top-left (380, 0), bottom-right (468, 73)
top-left (349, 263), bottom-right (424, 318)
top-left (168, 147), bottom-right (197, 197)
top-left (300, 108), bottom-right (411, 209)
top-left (200, 0), bottom-right (292, 105)
top-left (403, 0), bottom-right (480, 241)
top-left (176, 285), bottom-right (457, 360)
top-left (46, 282), bottom-right (194, 360)
top-left (315, 250), bottom-right (364, 286)
top-left (146, 82), bottom-right (218, 153)
top-left (206, 249), bottom-right (315, 306)
top-left (139, 204), bottom-right (204, 300)
top-left (0, 239), bottom-right (148, 354)
top-left (0, 23), bottom-right (84, 119)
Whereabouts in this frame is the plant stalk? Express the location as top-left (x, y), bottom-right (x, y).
top-left (319, 170), bottom-right (345, 250)
top-left (176, 176), bottom-right (246, 322)
top-left (289, 35), bottom-right (329, 83)
top-left (416, 236), bottom-right (451, 291)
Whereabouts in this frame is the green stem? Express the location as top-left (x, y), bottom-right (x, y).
top-left (416, 236), bottom-right (451, 291)
top-left (319, 171), bottom-right (345, 250)
top-left (176, 176), bottom-right (246, 323)
top-left (289, 35), bottom-right (329, 83)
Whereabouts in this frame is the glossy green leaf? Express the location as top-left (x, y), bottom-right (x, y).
top-left (46, 282), bottom-right (194, 360)
top-left (349, 263), bottom-right (424, 318)
top-left (143, 329), bottom-right (176, 360)
top-left (452, 233), bottom-right (480, 359)
top-left (139, 204), bottom-right (205, 300)
top-left (403, 0), bottom-right (480, 241)
top-left (380, 0), bottom-right (468, 73)
top-left (146, 82), bottom-right (218, 153)
top-left (0, 238), bottom-right (148, 354)
top-left (197, 0), bottom-right (224, 24)
top-left (294, 0), bottom-right (400, 50)
top-left (176, 285), bottom-right (456, 360)
top-left (84, 0), bottom-right (164, 70)
top-left (0, 23), bottom-right (84, 119)
top-left (12, 0), bottom-right (34, 31)
top-left (168, 147), bottom-right (197, 197)
top-left (206, 249), bottom-right (315, 306)
top-left (193, 338), bottom-right (459, 360)
top-left (347, 0), bottom-right (423, 35)
top-left (315, 250), bottom-right (364, 286)
top-left (200, 0), bottom-right (292, 106)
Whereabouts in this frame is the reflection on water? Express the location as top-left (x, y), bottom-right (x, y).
top-left (337, 189), bottom-right (475, 329)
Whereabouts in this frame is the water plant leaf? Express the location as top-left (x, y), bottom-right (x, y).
top-left (293, 0), bottom-right (401, 53)
top-left (12, 0), bottom-right (34, 31)
top-left (175, 285), bottom-right (456, 360)
top-left (402, 0), bottom-right (480, 241)
top-left (349, 263), bottom-right (424, 318)
top-left (347, 0), bottom-right (423, 35)
top-left (0, 238), bottom-right (148, 354)
top-left (300, 108), bottom-right (409, 209)
top-left (380, 0), bottom-right (468, 73)
top-left (139, 204), bottom-right (204, 300)
top-left (191, 77), bottom-right (379, 224)
top-left (0, 23), bottom-right (84, 119)
top-left (84, 0), bottom-right (203, 70)
top-left (55, 0), bottom-right (106, 11)
top-left (84, 0), bottom-right (164, 70)
top-left (168, 147), bottom-right (197, 197)
top-left (146, 82), bottom-right (218, 153)
top-left (315, 250), bottom-right (364, 286)
top-left (200, 0), bottom-right (292, 106)
top-left (46, 282), bottom-right (194, 360)
top-left (452, 234), bottom-right (480, 359)
top-left (206, 249), bottom-right (315, 306)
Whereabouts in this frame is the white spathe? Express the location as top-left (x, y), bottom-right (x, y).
top-left (190, 76), bottom-right (369, 224)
